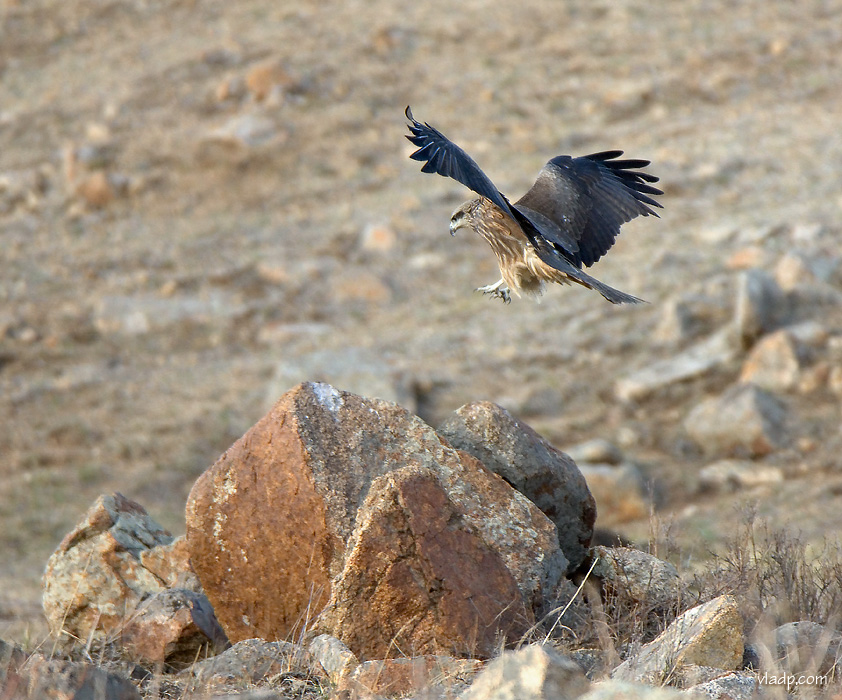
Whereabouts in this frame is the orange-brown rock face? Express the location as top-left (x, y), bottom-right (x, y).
top-left (186, 382), bottom-right (567, 657)
top-left (318, 465), bottom-right (530, 658)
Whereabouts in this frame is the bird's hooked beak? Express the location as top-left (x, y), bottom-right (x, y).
top-left (449, 219), bottom-right (458, 237)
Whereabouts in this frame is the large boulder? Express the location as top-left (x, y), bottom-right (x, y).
top-left (186, 382), bottom-right (567, 658)
top-left (438, 401), bottom-right (596, 573)
top-left (317, 464), bottom-right (531, 658)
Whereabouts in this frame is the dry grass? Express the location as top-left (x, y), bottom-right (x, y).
top-left (692, 507), bottom-right (842, 628)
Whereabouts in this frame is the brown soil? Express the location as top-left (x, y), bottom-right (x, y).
top-left (3, 0), bottom-right (842, 643)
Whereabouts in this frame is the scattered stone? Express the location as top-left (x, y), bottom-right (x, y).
top-left (578, 679), bottom-right (687, 699)
top-left (695, 223), bottom-right (736, 245)
top-left (612, 595), bottom-right (743, 685)
top-left (264, 347), bottom-right (411, 413)
top-left (578, 463), bottom-right (649, 527)
top-left (735, 268), bottom-right (785, 349)
top-left (683, 384), bottom-right (788, 457)
top-left (342, 655), bottom-right (482, 698)
top-left (697, 459), bottom-right (783, 493)
top-left (309, 634), bottom-right (359, 684)
top-left (786, 320), bottom-right (829, 349)
top-left (75, 170), bottom-right (114, 208)
top-left (568, 648), bottom-right (609, 680)
top-left (43, 493), bottom-right (175, 640)
top-left (565, 439), bottom-right (624, 466)
top-left (592, 546), bottom-right (682, 610)
top-left (245, 60), bottom-right (294, 101)
top-left (790, 222), bottom-right (824, 243)
top-left (206, 691), bottom-right (290, 700)
top-left (615, 329), bottom-right (737, 402)
top-left (726, 246), bottom-right (766, 270)
top-left (4, 653), bottom-right (141, 700)
top-left (359, 222), bottom-right (397, 252)
top-left (438, 401), bottom-right (595, 573)
top-left (830, 365), bottom-right (842, 396)
top-left (119, 588), bottom-right (227, 667)
top-left (774, 253), bottom-right (820, 291)
top-left (669, 664), bottom-right (726, 688)
top-left (0, 639), bottom-right (28, 693)
top-left (460, 643), bottom-right (590, 700)
top-left (186, 383), bottom-right (566, 657)
top-left (738, 329), bottom-right (803, 392)
top-left (200, 113), bottom-right (285, 160)
top-left (189, 638), bottom-right (320, 686)
top-left (653, 298), bottom-right (703, 344)
top-left (215, 75), bottom-right (248, 102)
top-left (686, 671), bottom-right (759, 699)
top-left (737, 223), bottom-right (783, 245)
top-left (772, 620), bottom-right (841, 676)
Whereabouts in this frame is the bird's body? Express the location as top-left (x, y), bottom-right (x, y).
top-left (451, 198), bottom-right (557, 300)
top-left (405, 107), bottom-right (663, 304)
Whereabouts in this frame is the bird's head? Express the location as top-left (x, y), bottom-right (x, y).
top-left (449, 200), bottom-right (479, 236)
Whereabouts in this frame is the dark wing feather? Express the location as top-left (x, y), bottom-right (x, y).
top-left (405, 106), bottom-right (515, 219)
top-left (516, 151), bottom-right (663, 268)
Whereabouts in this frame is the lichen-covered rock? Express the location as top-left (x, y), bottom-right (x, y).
top-left (309, 634), bottom-right (359, 684)
top-left (578, 679), bottom-right (688, 700)
top-left (685, 670), bottom-right (759, 699)
top-left (317, 465), bottom-right (532, 658)
top-left (460, 643), bottom-right (590, 700)
top-left (612, 595), bottom-right (743, 685)
top-left (592, 546), bottom-right (682, 610)
top-left (438, 401), bottom-right (595, 572)
top-left (43, 493), bottom-right (174, 637)
top-left (186, 383), bottom-right (567, 656)
top-left (188, 638), bottom-right (320, 687)
top-left (4, 652), bottom-right (141, 700)
top-left (341, 655), bottom-right (482, 698)
top-left (119, 588), bottom-right (228, 666)
top-left (42, 494), bottom-right (222, 666)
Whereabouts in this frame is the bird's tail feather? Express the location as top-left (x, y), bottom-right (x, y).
top-left (572, 269), bottom-right (644, 304)
top-left (546, 263), bottom-right (644, 304)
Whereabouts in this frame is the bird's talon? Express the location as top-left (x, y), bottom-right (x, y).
top-left (474, 284), bottom-right (511, 303)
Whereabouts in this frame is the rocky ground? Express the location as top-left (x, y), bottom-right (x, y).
top-left (2, 0), bottom-right (842, 659)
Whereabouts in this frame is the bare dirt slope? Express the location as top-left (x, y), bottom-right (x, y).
top-left (2, 0), bottom-right (842, 642)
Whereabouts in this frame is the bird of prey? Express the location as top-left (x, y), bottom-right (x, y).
top-left (405, 106), bottom-right (663, 304)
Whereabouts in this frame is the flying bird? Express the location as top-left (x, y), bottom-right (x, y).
top-left (405, 106), bottom-right (663, 304)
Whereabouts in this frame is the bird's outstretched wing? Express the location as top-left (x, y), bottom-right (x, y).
top-left (515, 151), bottom-right (663, 268)
top-left (405, 107), bottom-right (582, 251)
top-left (404, 106), bottom-right (516, 220)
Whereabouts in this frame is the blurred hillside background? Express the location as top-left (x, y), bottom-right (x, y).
top-left (2, 0), bottom-right (842, 643)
